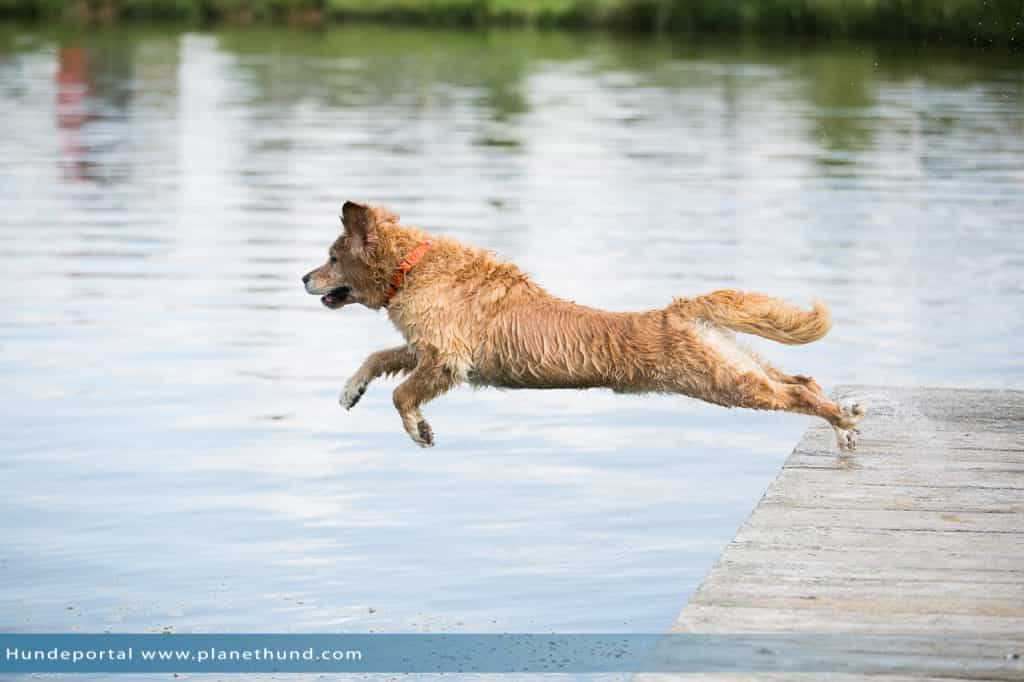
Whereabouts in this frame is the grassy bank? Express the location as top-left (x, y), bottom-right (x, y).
top-left (2, 0), bottom-right (1022, 47)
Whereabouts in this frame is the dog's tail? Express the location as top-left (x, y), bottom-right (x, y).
top-left (669, 289), bottom-right (831, 345)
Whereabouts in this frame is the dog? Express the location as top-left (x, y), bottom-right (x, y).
top-left (303, 201), bottom-right (866, 450)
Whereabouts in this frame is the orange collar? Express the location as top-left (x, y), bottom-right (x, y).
top-left (383, 240), bottom-right (432, 305)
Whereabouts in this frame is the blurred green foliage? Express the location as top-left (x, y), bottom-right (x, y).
top-left (2, 0), bottom-right (1021, 46)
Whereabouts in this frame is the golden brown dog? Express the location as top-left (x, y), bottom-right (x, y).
top-left (303, 201), bottom-right (866, 450)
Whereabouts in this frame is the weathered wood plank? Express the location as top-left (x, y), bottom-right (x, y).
top-left (657, 386), bottom-right (1024, 681)
top-left (678, 604), bottom-right (1024, 635)
top-left (710, 558), bottom-right (1023, 585)
top-left (731, 526), bottom-right (1024, 554)
top-left (694, 572), bottom-right (1024, 602)
top-left (762, 480), bottom-right (1022, 512)
top-left (748, 504), bottom-right (1023, 533)
top-left (709, 543), bottom-right (1024, 572)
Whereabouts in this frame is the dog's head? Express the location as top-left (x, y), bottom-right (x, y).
top-left (302, 200), bottom-right (400, 310)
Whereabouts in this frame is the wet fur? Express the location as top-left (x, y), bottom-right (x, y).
top-left (304, 201), bottom-right (866, 449)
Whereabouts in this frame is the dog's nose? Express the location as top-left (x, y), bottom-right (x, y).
top-left (302, 273), bottom-right (311, 285)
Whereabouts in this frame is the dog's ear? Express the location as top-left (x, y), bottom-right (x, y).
top-left (341, 201), bottom-right (377, 257)
top-left (340, 201), bottom-right (400, 258)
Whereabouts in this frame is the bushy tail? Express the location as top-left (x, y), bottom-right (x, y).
top-left (670, 289), bottom-right (831, 345)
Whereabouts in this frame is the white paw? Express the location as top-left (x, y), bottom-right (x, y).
top-left (833, 401), bottom-right (866, 453)
top-left (340, 377), bottom-right (368, 410)
top-left (833, 425), bottom-right (860, 452)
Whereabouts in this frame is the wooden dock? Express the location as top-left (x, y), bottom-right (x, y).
top-left (651, 386), bottom-right (1024, 680)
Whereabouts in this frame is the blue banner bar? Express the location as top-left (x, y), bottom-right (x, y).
top-left (1, 633), bottom-right (1020, 675)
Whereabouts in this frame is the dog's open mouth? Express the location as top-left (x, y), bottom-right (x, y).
top-left (321, 286), bottom-right (352, 309)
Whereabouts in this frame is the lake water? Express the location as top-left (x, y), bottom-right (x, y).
top-left (1, 21), bottom-right (1022, 646)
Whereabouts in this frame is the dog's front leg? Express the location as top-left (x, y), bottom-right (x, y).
top-left (392, 345), bottom-right (457, 448)
top-left (341, 345), bottom-right (417, 410)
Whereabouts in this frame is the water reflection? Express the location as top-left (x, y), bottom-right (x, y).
top-left (55, 45), bottom-right (92, 181)
top-left (0, 22), bottom-right (1021, 645)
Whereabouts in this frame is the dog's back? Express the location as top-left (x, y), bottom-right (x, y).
top-left (378, 228), bottom-right (679, 391)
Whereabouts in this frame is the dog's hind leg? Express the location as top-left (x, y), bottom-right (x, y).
top-left (392, 345), bottom-right (458, 448)
top-left (341, 345), bottom-right (417, 410)
top-left (757, 358), bottom-right (825, 396)
top-left (746, 361), bottom-right (866, 449)
top-left (728, 338), bottom-right (825, 395)
top-left (705, 370), bottom-right (866, 452)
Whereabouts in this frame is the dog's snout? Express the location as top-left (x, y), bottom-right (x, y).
top-left (302, 273), bottom-right (311, 285)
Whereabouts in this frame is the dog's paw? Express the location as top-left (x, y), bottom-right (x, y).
top-left (833, 401), bottom-right (866, 453)
top-left (833, 425), bottom-right (859, 453)
top-left (340, 377), bottom-right (368, 410)
top-left (836, 400), bottom-right (867, 429)
top-left (413, 420), bottom-right (434, 448)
